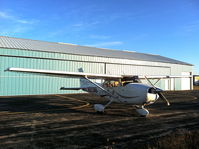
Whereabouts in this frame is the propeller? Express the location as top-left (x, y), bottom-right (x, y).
top-left (158, 92), bottom-right (170, 106)
top-left (145, 76), bottom-right (170, 106)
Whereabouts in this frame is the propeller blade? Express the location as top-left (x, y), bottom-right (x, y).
top-left (158, 92), bottom-right (170, 106)
top-left (145, 76), bottom-right (156, 88)
top-left (145, 76), bottom-right (170, 106)
top-left (155, 88), bottom-right (163, 93)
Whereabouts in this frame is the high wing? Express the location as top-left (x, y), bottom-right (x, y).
top-left (6, 67), bottom-right (120, 102)
top-left (138, 75), bottom-right (192, 79)
top-left (6, 67), bottom-right (122, 79)
top-left (6, 67), bottom-right (192, 79)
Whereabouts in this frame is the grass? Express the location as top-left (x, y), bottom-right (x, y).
top-left (193, 85), bottom-right (199, 90)
top-left (144, 129), bottom-right (199, 149)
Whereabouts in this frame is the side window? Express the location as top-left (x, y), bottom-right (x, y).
top-left (103, 80), bottom-right (121, 87)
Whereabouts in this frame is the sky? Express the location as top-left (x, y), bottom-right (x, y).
top-left (0, 0), bottom-right (199, 74)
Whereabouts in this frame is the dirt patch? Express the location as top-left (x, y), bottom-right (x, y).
top-left (0, 90), bottom-right (199, 149)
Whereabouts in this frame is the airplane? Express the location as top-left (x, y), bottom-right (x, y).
top-left (6, 67), bottom-right (192, 116)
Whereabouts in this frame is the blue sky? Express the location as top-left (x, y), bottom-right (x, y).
top-left (0, 0), bottom-right (199, 74)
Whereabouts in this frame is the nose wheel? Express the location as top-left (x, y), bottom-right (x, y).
top-left (135, 106), bottom-right (149, 117)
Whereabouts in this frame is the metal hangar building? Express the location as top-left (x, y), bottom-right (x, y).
top-left (0, 36), bottom-right (193, 96)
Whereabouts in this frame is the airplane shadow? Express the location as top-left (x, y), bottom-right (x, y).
top-left (1, 93), bottom-right (197, 117)
top-left (0, 95), bottom-right (139, 117)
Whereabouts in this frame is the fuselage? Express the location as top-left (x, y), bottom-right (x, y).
top-left (83, 83), bottom-right (159, 106)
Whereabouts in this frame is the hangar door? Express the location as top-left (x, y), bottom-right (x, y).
top-left (181, 72), bottom-right (191, 90)
top-left (106, 64), bottom-right (170, 76)
top-left (106, 64), bottom-right (170, 89)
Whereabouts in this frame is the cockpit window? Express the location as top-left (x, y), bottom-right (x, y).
top-left (103, 80), bottom-right (121, 87)
top-left (121, 76), bottom-right (141, 83)
top-left (103, 76), bottom-right (142, 87)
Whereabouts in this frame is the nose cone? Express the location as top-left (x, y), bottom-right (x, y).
top-left (155, 88), bottom-right (163, 93)
top-left (146, 93), bottom-right (159, 104)
top-left (148, 87), bottom-right (163, 94)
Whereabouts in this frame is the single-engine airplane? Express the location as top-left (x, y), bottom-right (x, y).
top-left (6, 67), bottom-right (192, 116)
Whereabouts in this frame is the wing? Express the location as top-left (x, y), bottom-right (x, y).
top-left (138, 75), bottom-right (192, 79)
top-left (6, 67), bottom-right (117, 100)
top-left (6, 67), bottom-right (192, 79)
top-left (6, 67), bottom-right (122, 79)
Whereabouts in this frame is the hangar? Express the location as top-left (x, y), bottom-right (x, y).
top-left (0, 36), bottom-right (193, 96)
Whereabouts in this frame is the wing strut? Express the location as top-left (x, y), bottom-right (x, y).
top-left (84, 76), bottom-right (115, 99)
top-left (83, 76), bottom-right (116, 111)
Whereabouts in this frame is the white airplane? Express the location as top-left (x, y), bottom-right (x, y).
top-left (6, 67), bottom-right (191, 116)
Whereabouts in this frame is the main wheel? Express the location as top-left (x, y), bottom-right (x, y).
top-left (94, 104), bottom-right (105, 113)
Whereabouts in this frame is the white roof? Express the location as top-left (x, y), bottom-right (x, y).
top-left (0, 36), bottom-right (192, 66)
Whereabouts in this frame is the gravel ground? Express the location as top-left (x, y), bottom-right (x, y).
top-left (0, 90), bottom-right (199, 149)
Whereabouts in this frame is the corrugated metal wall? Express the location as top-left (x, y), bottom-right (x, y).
top-left (1, 57), bottom-right (105, 96)
top-left (106, 64), bottom-right (170, 75)
top-left (0, 49), bottom-right (105, 96)
top-left (0, 48), bottom-right (193, 96)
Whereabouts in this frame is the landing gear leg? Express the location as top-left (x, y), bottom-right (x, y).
top-left (135, 105), bottom-right (149, 117)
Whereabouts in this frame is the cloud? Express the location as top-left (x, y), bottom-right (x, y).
top-left (130, 33), bottom-right (149, 40)
top-left (0, 11), bottom-right (12, 19)
top-left (72, 21), bottom-right (99, 28)
top-left (0, 11), bottom-right (37, 24)
top-left (0, 10), bottom-right (39, 37)
top-left (16, 19), bottom-right (37, 24)
top-left (89, 35), bottom-right (111, 40)
top-left (175, 20), bottom-right (199, 37)
top-left (183, 21), bottom-right (199, 32)
top-left (86, 41), bottom-right (123, 48)
top-left (72, 23), bottom-right (84, 27)
top-left (0, 25), bottom-right (31, 36)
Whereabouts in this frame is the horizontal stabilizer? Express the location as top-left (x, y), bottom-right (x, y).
top-left (60, 87), bottom-right (83, 90)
